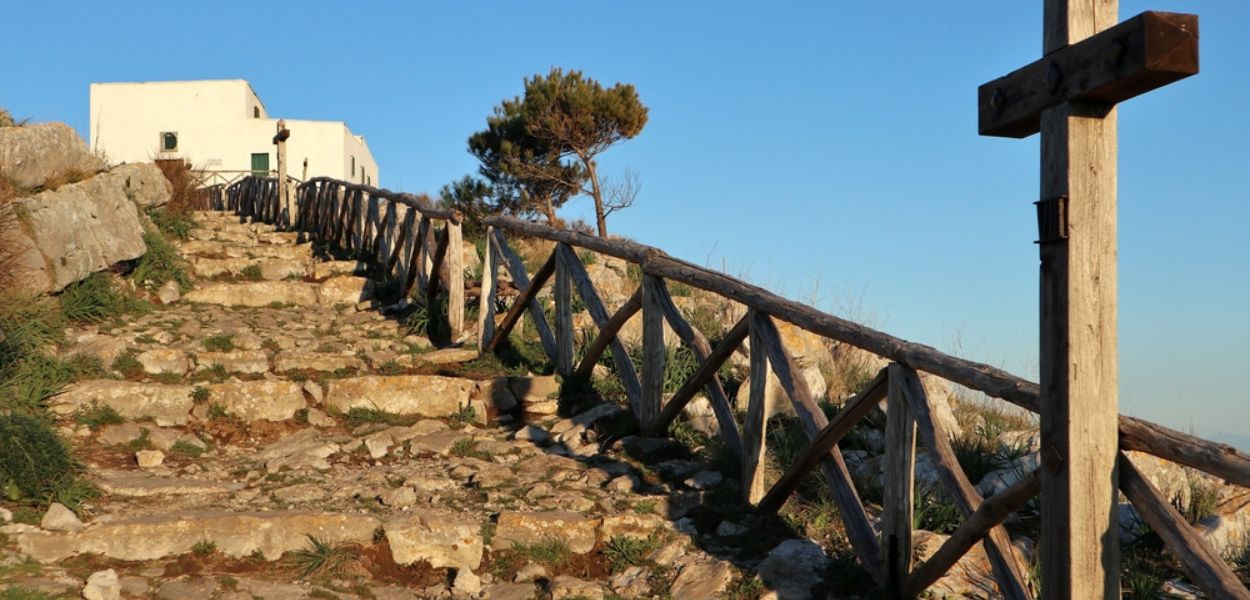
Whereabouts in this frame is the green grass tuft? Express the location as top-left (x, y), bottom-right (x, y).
top-left (202, 334), bottom-right (235, 352)
top-left (342, 407), bottom-right (416, 428)
top-left (58, 272), bottom-right (149, 324)
top-left (0, 413), bottom-right (76, 504)
top-left (288, 535), bottom-right (358, 579)
top-left (74, 403), bottom-right (124, 429)
top-left (132, 230), bottom-right (192, 292)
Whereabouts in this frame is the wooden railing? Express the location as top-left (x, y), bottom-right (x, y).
top-left (225, 176), bottom-right (466, 337)
top-left (228, 176), bottom-right (1250, 599)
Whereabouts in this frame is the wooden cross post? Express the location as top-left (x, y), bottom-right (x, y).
top-left (273, 119), bottom-right (292, 226)
top-left (979, 3), bottom-right (1197, 598)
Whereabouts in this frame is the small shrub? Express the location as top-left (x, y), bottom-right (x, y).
top-left (191, 386), bottom-right (211, 403)
top-left (289, 535), bottom-right (358, 578)
top-left (448, 404), bottom-right (477, 429)
top-left (376, 360), bottom-right (404, 376)
top-left (191, 539), bottom-right (216, 556)
top-left (913, 485), bottom-right (963, 534)
top-left (127, 428), bottom-right (153, 451)
top-left (111, 352), bottom-right (144, 380)
top-left (512, 537), bottom-right (572, 568)
top-left (240, 264), bottom-right (263, 281)
top-left (147, 207), bottom-right (195, 242)
top-left (170, 440), bottom-right (205, 458)
top-left (633, 499), bottom-right (657, 515)
top-left (343, 407), bottom-right (415, 428)
top-left (202, 334), bottom-right (235, 352)
top-left (1172, 473), bottom-right (1221, 525)
top-left (74, 403), bottom-right (124, 429)
top-left (208, 403), bottom-right (229, 420)
top-left (132, 230), bottom-right (191, 292)
top-left (449, 438), bottom-right (490, 460)
top-left (0, 413), bottom-right (75, 503)
top-left (603, 533), bottom-right (663, 573)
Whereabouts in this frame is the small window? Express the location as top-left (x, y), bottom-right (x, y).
top-left (253, 106), bottom-right (260, 118)
top-left (367, 175), bottom-right (372, 186)
top-left (351, 156), bottom-right (356, 176)
top-left (160, 132), bottom-right (178, 152)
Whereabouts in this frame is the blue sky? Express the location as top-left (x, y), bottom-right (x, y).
top-left (3, 2), bottom-right (1246, 445)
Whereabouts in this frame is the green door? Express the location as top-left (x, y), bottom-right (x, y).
top-left (251, 153), bottom-right (270, 175)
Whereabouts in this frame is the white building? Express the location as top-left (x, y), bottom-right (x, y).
top-left (89, 79), bottom-right (378, 186)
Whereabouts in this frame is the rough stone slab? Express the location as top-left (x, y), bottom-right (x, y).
top-left (65, 511), bottom-right (381, 561)
top-left (16, 171), bottom-right (146, 292)
top-left (136, 348), bottom-right (190, 375)
top-left (273, 352), bottom-right (364, 374)
top-left (253, 430), bottom-right (340, 472)
top-left (50, 380), bottom-right (193, 426)
top-left (194, 350), bottom-right (270, 374)
top-left (311, 260), bottom-right (366, 280)
top-left (325, 375), bottom-right (475, 417)
top-left (106, 162), bottom-right (171, 208)
top-left (599, 513), bottom-right (671, 540)
top-left (385, 511), bottom-right (483, 570)
top-left (407, 431), bottom-right (471, 457)
top-left (206, 380), bottom-right (306, 421)
top-left (317, 275), bottom-right (374, 305)
top-left (95, 470), bottom-right (243, 497)
top-left (183, 281), bottom-right (318, 307)
top-left (0, 122), bottom-right (104, 189)
top-left (491, 511), bottom-right (599, 554)
top-left (413, 348), bottom-right (481, 365)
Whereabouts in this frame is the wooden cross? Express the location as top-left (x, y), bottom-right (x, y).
top-left (978, 3), bottom-right (1196, 598)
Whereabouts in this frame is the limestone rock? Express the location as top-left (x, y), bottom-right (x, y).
top-left (82, 569), bottom-right (121, 600)
top-left (96, 470), bottom-right (242, 497)
top-left (156, 280), bottom-right (181, 304)
top-left (0, 122), bottom-right (104, 189)
top-left (311, 260), bottom-right (365, 280)
top-left (254, 430), bottom-right (340, 472)
top-left (271, 483), bottom-right (328, 504)
top-left (137, 348), bottom-right (190, 375)
top-left (550, 576), bottom-right (604, 600)
top-left (491, 511), bottom-right (599, 554)
top-left (325, 375), bottom-right (475, 417)
top-left (14, 170), bottom-right (147, 292)
top-left (317, 275), bottom-right (373, 305)
top-left (508, 375), bottom-right (560, 407)
top-left (206, 380), bottom-right (306, 421)
top-left (135, 450), bottom-right (164, 468)
top-left (755, 539), bottom-right (831, 600)
top-left (107, 162), bottom-right (171, 208)
top-left (386, 511), bottom-right (483, 570)
top-left (194, 350), bottom-right (270, 374)
top-left (183, 281), bottom-right (318, 307)
top-left (41, 503), bottom-right (84, 533)
top-left (670, 558), bottom-right (736, 599)
top-left (51, 380), bottom-right (193, 426)
top-left (72, 510), bottom-right (380, 561)
top-left (273, 352), bottom-right (363, 374)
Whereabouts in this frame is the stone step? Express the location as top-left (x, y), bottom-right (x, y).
top-left (177, 239), bottom-right (312, 262)
top-left (182, 278), bottom-right (373, 307)
top-left (190, 257), bottom-right (308, 280)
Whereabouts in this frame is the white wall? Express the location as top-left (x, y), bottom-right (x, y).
top-left (89, 80), bottom-right (379, 184)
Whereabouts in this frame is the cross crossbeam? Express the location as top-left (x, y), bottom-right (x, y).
top-left (979, 11), bottom-right (1197, 138)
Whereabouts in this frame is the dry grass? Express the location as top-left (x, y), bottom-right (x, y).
top-left (0, 183), bottom-right (17, 289)
top-left (156, 159), bottom-right (210, 213)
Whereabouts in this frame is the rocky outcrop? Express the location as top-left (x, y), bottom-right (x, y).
top-left (103, 163), bottom-right (171, 208)
top-left (10, 170), bottom-right (148, 292)
top-left (0, 122), bottom-right (105, 189)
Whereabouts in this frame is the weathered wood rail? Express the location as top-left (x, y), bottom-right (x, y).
top-left (227, 176), bottom-right (1250, 599)
top-left (225, 176), bottom-right (466, 338)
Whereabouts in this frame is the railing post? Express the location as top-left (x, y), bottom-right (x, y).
top-left (553, 244), bottom-right (574, 375)
top-left (882, 363), bottom-right (916, 593)
top-left (476, 226), bottom-right (497, 349)
top-left (640, 274), bottom-right (666, 430)
top-left (742, 309), bottom-right (769, 504)
top-left (447, 220), bottom-right (465, 340)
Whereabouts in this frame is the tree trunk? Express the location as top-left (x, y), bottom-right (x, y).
top-left (587, 160), bottom-right (608, 237)
top-left (539, 194), bottom-right (557, 227)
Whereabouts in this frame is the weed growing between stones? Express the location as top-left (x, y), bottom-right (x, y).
top-left (1171, 471), bottom-right (1222, 525)
top-left (58, 272), bottom-right (150, 324)
top-left (110, 352), bottom-right (144, 380)
top-left (602, 532), bottom-right (665, 574)
top-left (289, 535), bottom-right (360, 579)
top-left (343, 407), bottom-right (416, 428)
top-left (0, 413), bottom-right (92, 509)
top-left (146, 207), bottom-right (196, 241)
top-left (240, 263), bottom-right (263, 282)
top-left (202, 334), bottom-right (235, 352)
top-left (74, 403), bottom-right (123, 430)
top-left (132, 229), bottom-right (191, 292)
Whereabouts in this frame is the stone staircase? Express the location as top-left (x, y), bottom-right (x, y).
top-left (0, 211), bottom-right (783, 600)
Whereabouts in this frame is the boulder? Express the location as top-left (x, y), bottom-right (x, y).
top-left (670, 557), bottom-right (736, 599)
top-left (104, 163), bottom-right (171, 208)
top-left (0, 122), bottom-right (104, 189)
top-left (136, 348), bottom-right (190, 375)
top-left (83, 568), bottom-right (121, 600)
top-left (41, 503), bottom-right (84, 533)
top-left (13, 171), bottom-right (147, 292)
top-left (135, 450), bottom-right (164, 468)
top-left (755, 539), bottom-right (831, 600)
top-left (385, 511), bottom-right (484, 570)
top-left (325, 375), bottom-right (475, 417)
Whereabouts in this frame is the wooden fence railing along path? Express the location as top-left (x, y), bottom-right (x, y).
top-left (224, 175), bottom-right (1250, 599)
